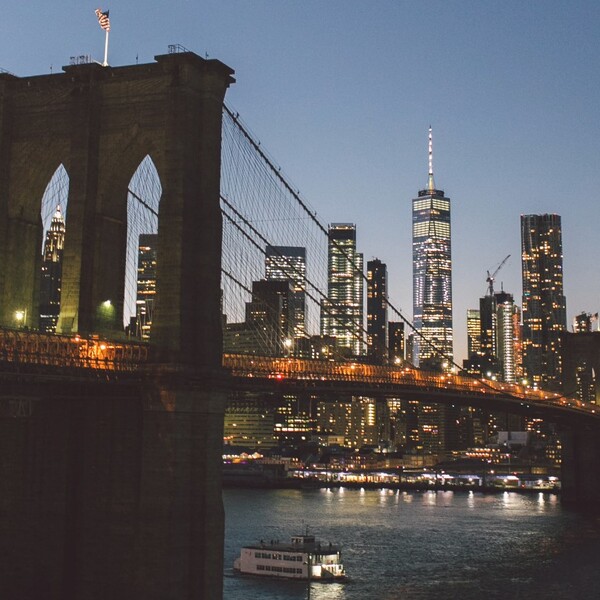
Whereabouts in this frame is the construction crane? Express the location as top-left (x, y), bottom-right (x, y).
top-left (486, 254), bottom-right (510, 296)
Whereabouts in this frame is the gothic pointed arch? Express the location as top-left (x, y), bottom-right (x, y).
top-left (39, 164), bottom-right (69, 332)
top-left (125, 155), bottom-right (162, 339)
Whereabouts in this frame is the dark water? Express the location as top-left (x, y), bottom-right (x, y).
top-left (223, 488), bottom-right (600, 599)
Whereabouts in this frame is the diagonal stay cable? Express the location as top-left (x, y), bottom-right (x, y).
top-left (224, 104), bottom-right (452, 368)
top-left (221, 196), bottom-right (370, 349)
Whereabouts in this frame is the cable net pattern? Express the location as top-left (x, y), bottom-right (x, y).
top-left (220, 107), bottom-right (330, 344)
top-left (36, 111), bottom-right (401, 360)
top-left (125, 156), bottom-right (161, 326)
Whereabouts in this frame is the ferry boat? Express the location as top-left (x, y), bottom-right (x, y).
top-left (233, 533), bottom-right (346, 581)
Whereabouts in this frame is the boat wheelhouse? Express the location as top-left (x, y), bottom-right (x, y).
top-left (233, 534), bottom-right (345, 580)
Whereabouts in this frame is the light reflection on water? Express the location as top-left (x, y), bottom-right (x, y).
top-left (224, 488), bottom-right (600, 600)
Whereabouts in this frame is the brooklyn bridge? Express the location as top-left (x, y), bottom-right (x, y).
top-left (1, 51), bottom-right (598, 600)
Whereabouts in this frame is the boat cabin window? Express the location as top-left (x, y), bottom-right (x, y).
top-left (291, 535), bottom-right (315, 545)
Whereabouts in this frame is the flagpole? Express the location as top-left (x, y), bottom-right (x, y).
top-left (103, 29), bottom-right (109, 66)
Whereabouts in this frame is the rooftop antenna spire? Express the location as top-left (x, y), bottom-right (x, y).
top-left (427, 125), bottom-right (436, 192)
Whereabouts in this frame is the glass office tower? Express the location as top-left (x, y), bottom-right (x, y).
top-left (412, 128), bottom-right (453, 369)
top-left (321, 223), bottom-right (364, 356)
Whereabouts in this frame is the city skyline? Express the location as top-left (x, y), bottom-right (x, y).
top-left (3, 17), bottom-right (600, 600)
top-left (3, 2), bottom-right (600, 362)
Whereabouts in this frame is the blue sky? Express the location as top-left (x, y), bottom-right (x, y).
top-left (3, 1), bottom-right (600, 361)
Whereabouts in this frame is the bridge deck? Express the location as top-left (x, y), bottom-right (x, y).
top-left (222, 354), bottom-right (598, 419)
top-left (0, 329), bottom-right (597, 420)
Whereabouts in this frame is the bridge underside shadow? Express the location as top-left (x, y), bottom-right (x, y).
top-left (228, 367), bottom-right (600, 511)
top-left (561, 427), bottom-right (600, 509)
top-left (0, 369), bottom-right (228, 600)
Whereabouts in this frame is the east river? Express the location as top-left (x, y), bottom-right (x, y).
top-left (223, 488), bottom-right (600, 599)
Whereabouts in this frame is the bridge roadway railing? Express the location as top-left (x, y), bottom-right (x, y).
top-left (223, 353), bottom-right (598, 416)
top-left (0, 327), bottom-right (149, 372)
top-left (0, 329), bottom-right (595, 417)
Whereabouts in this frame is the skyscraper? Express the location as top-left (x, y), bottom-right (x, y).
top-left (367, 259), bottom-right (387, 362)
top-left (466, 290), bottom-right (522, 383)
top-left (512, 306), bottom-right (523, 381)
top-left (321, 223), bottom-right (364, 356)
top-left (39, 205), bottom-right (66, 333)
top-left (479, 295), bottom-right (497, 360)
top-left (412, 127), bottom-right (453, 369)
top-left (521, 214), bottom-right (567, 387)
top-left (265, 245), bottom-right (307, 340)
top-left (410, 128), bottom-right (455, 457)
top-left (495, 291), bottom-right (518, 383)
top-left (136, 233), bottom-right (157, 340)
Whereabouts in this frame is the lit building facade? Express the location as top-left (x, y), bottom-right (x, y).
top-left (521, 214), bottom-right (567, 386)
top-left (367, 259), bottom-right (387, 363)
top-left (495, 291), bottom-right (517, 383)
top-left (387, 399), bottom-right (419, 451)
top-left (512, 304), bottom-right (524, 381)
top-left (466, 309), bottom-right (481, 358)
top-left (406, 333), bottom-right (415, 365)
top-left (321, 223), bottom-right (364, 356)
top-left (39, 206), bottom-right (66, 333)
top-left (224, 278), bottom-right (294, 356)
top-left (224, 396), bottom-right (277, 449)
top-left (136, 234), bottom-right (157, 340)
top-left (265, 245), bottom-right (307, 341)
top-left (561, 332), bottom-right (600, 405)
top-left (316, 397), bottom-right (383, 448)
top-left (388, 322), bottom-right (405, 364)
top-left (348, 397), bottom-right (380, 449)
top-left (245, 279), bottom-right (293, 355)
top-left (416, 403), bottom-right (460, 456)
top-left (479, 295), bottom-right (497, 360)
top-left (412, 128), bottom-right (453, 369)
top-left (466, 291), bottom-right (522, 383)
top-left (410, 129), bottom-right (456, 456)
top-left (274, 395), bottom-right (314, 442)
top-left (573, 312), bottom-right (596, 333)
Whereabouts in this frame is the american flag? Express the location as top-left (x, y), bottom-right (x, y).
top-left (95, 9), bottom-right (110, 32)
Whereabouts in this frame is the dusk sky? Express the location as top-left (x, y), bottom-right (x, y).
top-left (3, 1), bottom-right (600, 361)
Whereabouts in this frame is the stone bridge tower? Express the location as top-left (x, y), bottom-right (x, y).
top-left (0, 52), bottom-right (234, 599)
